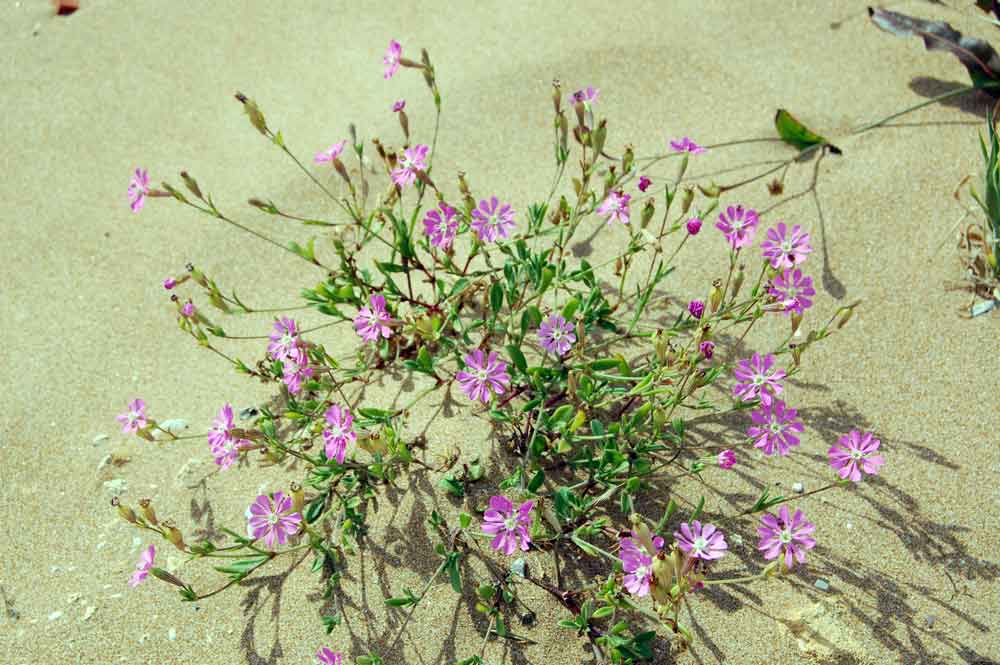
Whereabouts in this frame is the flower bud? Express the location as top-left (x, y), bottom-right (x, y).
top-left (333, 159), bottom-right (352, 187)
top-left (290, 482), bottom-right (304, 516)
top-left (650, 555), bottom-right (672, 604)
top-left (591, 120), bottom-right (607, 157)
top-left (790, 311), bottom-right (803, 336)
top-left (113, 497), bottom-right (139, 525)
top-left (138, 499), bottom-right (158, 526)
top-left (640, 199), bottom-right (655, 229)
top-left (552, 79), bottom-right (562, 114)
top-left (162, 521), bottom-right (187, 553)
top-left (697, 182), bottom-right (721, 199)
top-left (680, 187), bottom-right (694, 214)
top-left (675, 153), bottom-right (689, 182)
top-left (179, 171), bottom-right (203, 201)
top-left (398, 109), bottom-right (410, 140)
top-left (574, 100), bottom-right (586, 129)
top-left (187, 265), bottom-right (208, 288)
top-left (234, 92), bottom-right (269, 137)
top-left (835, 303), bottom-right (857, 329)
top-left (622, 145), bottom-right (635, 175)
top-left (557, 112), bottom-right (569, 157)
top-left (708, 279), bottom-right (723, 313)
top-left (150, 567), bottom-right (188, 588)
top-left (731, 264), bottom-right (745, 300)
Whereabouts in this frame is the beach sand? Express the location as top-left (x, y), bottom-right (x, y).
top-left (1, 1), bottom-right (998, 663)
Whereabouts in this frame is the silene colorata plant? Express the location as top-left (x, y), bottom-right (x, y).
top-left (115, 39), bottom-right (882, 665)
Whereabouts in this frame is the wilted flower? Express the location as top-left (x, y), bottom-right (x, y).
top-left (699, 340), bottom-right (715, 359)
top-left (538, 314), bottom-right (576, 356)
top-left (423, 202), bottom-right (459, 249)
top-left (354, 294), bottom-right (393, 342)
top-left (768, 268), bottom-right (815, 316)
top-left (674, 520), bottom-right (727, 560)
top-left (732, 352), bottom-right (785, 405)
top-left (322, 404), bottom-right (356, 464)
top-left (391, 144), bottom-right (429, 188)
top-left (761, 222), bottom-right (812, 269)
top-left (116, 398), bottom-right (147, 435)
top-left (128, 545), bottom-right (156, 587)
top-left (470, 196), bottom-right (516, 243)
top-left (314, 140), bottom-right (346, 165)
top-left (569, 86), bottom-right (599, 106)
top-left (757, 506), bottom-right (815, 569)
top-left (638, 175), bottom-right (652, 192)
top-left (747, 399), bottom-right (804, 456)
top-left (315, 648), bottom-right (343, 665)
top-left (246, 492), bottom-right (302, 549)
top-left (482, 495), bottom-right (534, 555)
top-left (828, 430), bottom-right (885, 482)
top-left (715, 205), bottom-right (759, 249)
top-left (456, 349), bottom-right (510, 404)
top-left (669, 137), bottom-right (706, 154)
top-left (128, 168), bottom-right (149, 213)
top-left (596, 190), bottom-right (631, 225)
top-left (383, 40), bottom-right (402, 79)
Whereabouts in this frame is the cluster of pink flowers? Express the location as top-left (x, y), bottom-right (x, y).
top-left (482, 495), bottom-right (534, 555)
top-left (354, 294), bottom-right (393, 343)
top-left (246, 491), bottom-right (302, 549)
top-left (208, 403), bottom-right (252, 470)
top-left (471, 196), bottom-right (516, 243)
top-left (322, 404), bottom-right (356, 464)
top-left (457, 349), bottom-right (510, 404)
top-left (268, 318), bottom-right (313, 395)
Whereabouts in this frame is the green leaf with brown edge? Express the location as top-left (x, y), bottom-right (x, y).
top-left (868, 6), bottom-right (1000, 94)
top-left (774, 109), bottom-right (841, 155)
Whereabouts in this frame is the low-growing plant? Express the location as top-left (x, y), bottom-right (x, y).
top-left (115, 40), bottom-right (882, 664)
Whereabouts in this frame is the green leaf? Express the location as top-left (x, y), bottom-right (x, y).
top-left (690, 495), bottom-right (705, 522)
top-left (490, 281), bottom-right (504, 314)
top-left (321, 612), bottom-right (341, 634)
top-left (439, 475), bottom-right (465, 498)
top-left (447, 553), bottom-right (462, 593)
top-left (506, 344), bottom-right (527, 374)
top-left (527, 469), bottom-right (545, 493)
top-left (774, 109), bottom-right (840, 154)
top-left (592, 605), bottom-right (615, 620)
top-left (213, 554), bottom-right (271, 582)
top-left (305, 494), bottom-right (327, 524)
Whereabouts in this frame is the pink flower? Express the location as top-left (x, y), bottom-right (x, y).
top-left (322, 404), bottom-right (356, 464)
top-left (383, 39), bottom-right (402, 79)
top-left (481, 495), bottom-right (534, 555)
top-left (569, 86), bottom-right (599, 106)
top-left (596, 190), bottom-right (631, 225)
top-left (181, 301), bottom-right (196, 319)
top-left (619, 531), bottom-right (665, 597)
top-left (715, 205), bottom-right (759, 249)
top-left (281, 358), bottom-right (314, 395)
top-left (128, 168), bottom-right (149, 213)
top-left (669, 137), bottom-right (706, 154)
top-left (674, 520), bottom-right (727, 560)
top-left (768, 268), bottom-right (815, 316)
top-left (354, 294), bottom-right (393, 342)
top-left (538, 314), bottom-right (576, 356)
top-left (316, 648), bottom-right (343, 665)
top-left (718, 449), bottom-right (736, 469)
top-left (699, 341), bottom-right (715, 360)
top-left (268, 317), bottom-right (307, 364)
top-left (423, 202), bottom-right (459, 249)
top-left (456, 349), bottom-right (510, 404)
top-left (117, 398), bottom-right (148, 434)
top-left (828, 430), bottom-right (885, 482)
top-left (128, 544), bottom-right (156, 587)
top-left (246, 492), bottom-right (302, 549)
top-left (314, 140), bottom-right (346, 165)
top-left (688, 300), bottom-right (705, 319)
top-left (163, 278), bottom-right (177, 290)
top-left (470, 196), bottom-right (516, 243)
top-left (392, 99), bottom-right (406, 112)
top-left (757, 506), bottom-right (815, 569)
top-left (638, 175), bottom-right (652, 192)
top-left (732, 352), bottom-right (786, 405)
top-left (208, 403), bottom-right (251, 471)
top-left (748, 399), bottom-right (804, 456)
top-left (686, 217), bottom-right (702, 235)
top-left (761, 222), bottom-right (812, 270)
top-left (391, 144), bottom-right (429, 188)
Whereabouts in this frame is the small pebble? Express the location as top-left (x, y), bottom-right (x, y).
top-left (510, 558), bottom-right (526, 577)
top-left (159, 419), bottom-right (188, 434)
top-left (96, 454), bottom-right (113, 473)
top-left (814, 579), bottom-right (830, 591)
top-left (167, 627), bottom-right (177, 641)
top-left (846, 522), bottom-right (853, 530)
top-left (81, 606), bottom-right (96, 622)
top-left (50, 565), bottom-right (62, 574)
top-left (792, 482), bottom-right (804, 494)
top-left (925, 615), bottom-right (936, 628)
top-left (96, 542), bottom-right (107, 551)
top-left (48, 611), bottom-right (63, 621)
top-left (139, 633), bottom-right (148, 645)
top-left (93, 434), bottom-right (110, 444)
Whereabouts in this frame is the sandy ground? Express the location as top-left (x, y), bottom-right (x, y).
top-left (1, 1), bottom-right (999, 663)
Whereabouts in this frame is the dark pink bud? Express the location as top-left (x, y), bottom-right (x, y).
top-left (686, 217), bottom-right (702, 235)
top-left (163, 278), bottom-right (177, 290)
top-left (688, 300), bottom-right (705, 320)
top-left (699, 341), bottom-right (715, 359)
top-left (638, 176), bottom-right (652, 192)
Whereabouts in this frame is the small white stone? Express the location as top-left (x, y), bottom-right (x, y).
top-left (167, 627), bottom-right (177, 641)
top-left (845, 522), bottom-right (853, 530)
top-left (925, 615), bottom-right (936, 628)
top-left (96, 542), bottom-right (107, 551)
top-left (792, 482), bottom-right (804, 494)
top-left (814, 579), bottom-right (830, 591)
top-left (48, 611), bottom-right (63, 621)
top-left (96, 454), bottom-right (113, 473)
top-left (50, 565), bottom-right (62, 574)
top-left (139, 633), bottom-right (148, 644)
top-left (81, 606), bottom-right (96, 622)
top-left (93, 434), bottom-right (110, 444)
top-left (159, 419), bottom-right (189, 434)
top-left (130, 536), bottom-right (142, 552)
